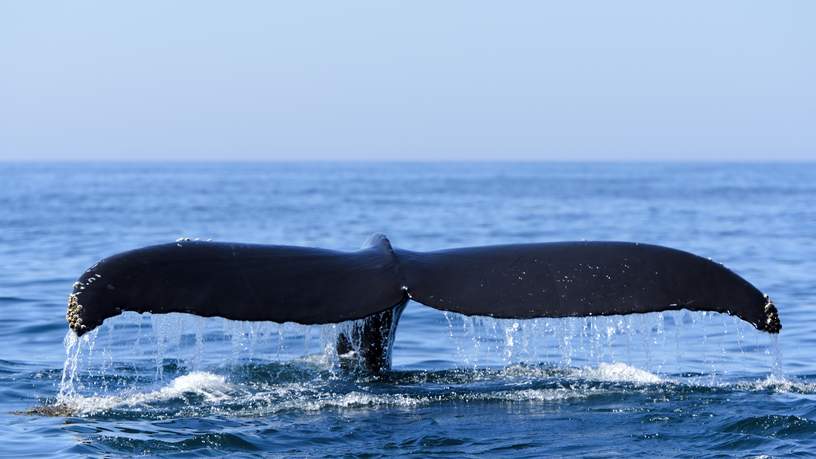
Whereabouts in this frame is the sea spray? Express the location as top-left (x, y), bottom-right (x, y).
top-left (57, 329), bottom-right (98, 402)
top-left (193, 316), bottom-right (205, 371)
top-left (57, 330), bottom-right (80, 400)
top-left (769, 333), bottom-right (784, 378)
top-left (52, 307), bottom-right (781, 406)
top-left (152, 314), bottom-right (166, 381)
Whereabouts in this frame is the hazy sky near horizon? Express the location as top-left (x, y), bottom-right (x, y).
top-left (1, 1), bottom-right (813, 161)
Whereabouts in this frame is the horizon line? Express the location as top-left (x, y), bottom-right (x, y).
top-left (1, 157), bottom-right (814, 164)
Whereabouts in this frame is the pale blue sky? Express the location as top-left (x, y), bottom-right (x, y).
top-left (1, 1), bottom-right (813, 161)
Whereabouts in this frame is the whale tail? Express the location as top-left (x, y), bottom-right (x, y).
top-left (67, 234), bottom-right (780, 373)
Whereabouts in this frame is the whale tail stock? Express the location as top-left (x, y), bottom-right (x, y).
top-left (67, 234), bottom-right (780, 373)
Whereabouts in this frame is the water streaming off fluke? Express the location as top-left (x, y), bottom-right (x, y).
top-left (49, 308), bottom-right (790, 418)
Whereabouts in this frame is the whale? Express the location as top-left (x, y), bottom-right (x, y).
top-left (66, 234), bottom-right (780, 373)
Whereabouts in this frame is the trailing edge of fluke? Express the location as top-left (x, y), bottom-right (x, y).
top-left (66, 234), bottom-right (781, 372)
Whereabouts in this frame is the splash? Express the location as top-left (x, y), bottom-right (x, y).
top-left (732, 374), bottom-right (816, 394)
top-left (579, 362), bottom-right (662, 384)
top-left (57, 372), bottom-right (234, 415)
top-left (57, 329), bottom-right (96, 401)
top-left (46, 308), bottom-right (788, 418)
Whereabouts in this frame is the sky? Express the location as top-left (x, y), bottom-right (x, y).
top-left (0, 1), bottom-right (813, 161)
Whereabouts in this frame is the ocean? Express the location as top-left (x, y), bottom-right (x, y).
top-left (1, 162), bottom-right (814, 457)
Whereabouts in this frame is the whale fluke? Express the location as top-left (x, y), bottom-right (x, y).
top-left (396, 242), bottom-right (780, 333)
top-left (67, 236), bottom-right (406, 335)
top-left (66, 235), bottom-right (780, 372)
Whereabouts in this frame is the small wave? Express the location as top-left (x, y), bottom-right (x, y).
top-left (733, 374), bottom-right (816, 394)
top-left (394, 362), bottom-right (661, 385)
top-left (39, 362), bottom-right (816, 419)
top-left (243, 387), bottom-right (584, 414)
top-left (56, 372), bottom-right (234, 415)
top-left (277, 392), bottom-right (429, 411)
top-left (577, 362), bottom-right (662, 384)
top-left (93, 432), bottom-right (261, 454)
top-left (721, 415), bottom-right (816, 438)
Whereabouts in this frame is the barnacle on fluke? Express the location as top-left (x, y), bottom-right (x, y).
top-left (66, 293), bottom-right (85, 332)
top-left (762, 296), bottom-right (782, 333)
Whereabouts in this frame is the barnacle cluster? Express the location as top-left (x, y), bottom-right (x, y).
top-left (66, 293), bottom-right (86, 332)
top-left (763, 295), bottom-right (781, 333)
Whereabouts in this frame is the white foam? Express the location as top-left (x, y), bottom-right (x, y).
top-left (51, 363), bottom-right (671, 417)
top-left (244, 387), bottom-right (583, 414)
top-left (734, 374), bottom-right (816, 394)
top-left (159, 372), bottom-right (232, 401)
top-left (58, 371), bottom-right (233, 415)
top-left (296, 392), bottom-right (427, 411)
top-left (477, 388), bottom-right (583, 402)
top-left (579, 362), bottom-right (662, 384)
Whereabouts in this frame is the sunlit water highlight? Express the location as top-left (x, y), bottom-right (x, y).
top-left (2, 163), bottom-right (815, 457)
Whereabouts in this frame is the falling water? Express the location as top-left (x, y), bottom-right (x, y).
top-left (54, 306), bottom-right (787, 415)
top-left (57, 331), bottom-right (80, 401)
top-left (436, 308), bottom-right (779, 381)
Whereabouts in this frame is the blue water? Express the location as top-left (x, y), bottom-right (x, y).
top-left (1, 162), bottom-right (815, 457)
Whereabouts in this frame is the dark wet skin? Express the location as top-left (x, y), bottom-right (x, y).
top-left (66, 235), bottom-right (780, 373)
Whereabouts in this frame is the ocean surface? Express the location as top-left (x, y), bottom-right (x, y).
top-left (1, 162), bottom-right (814, 457)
